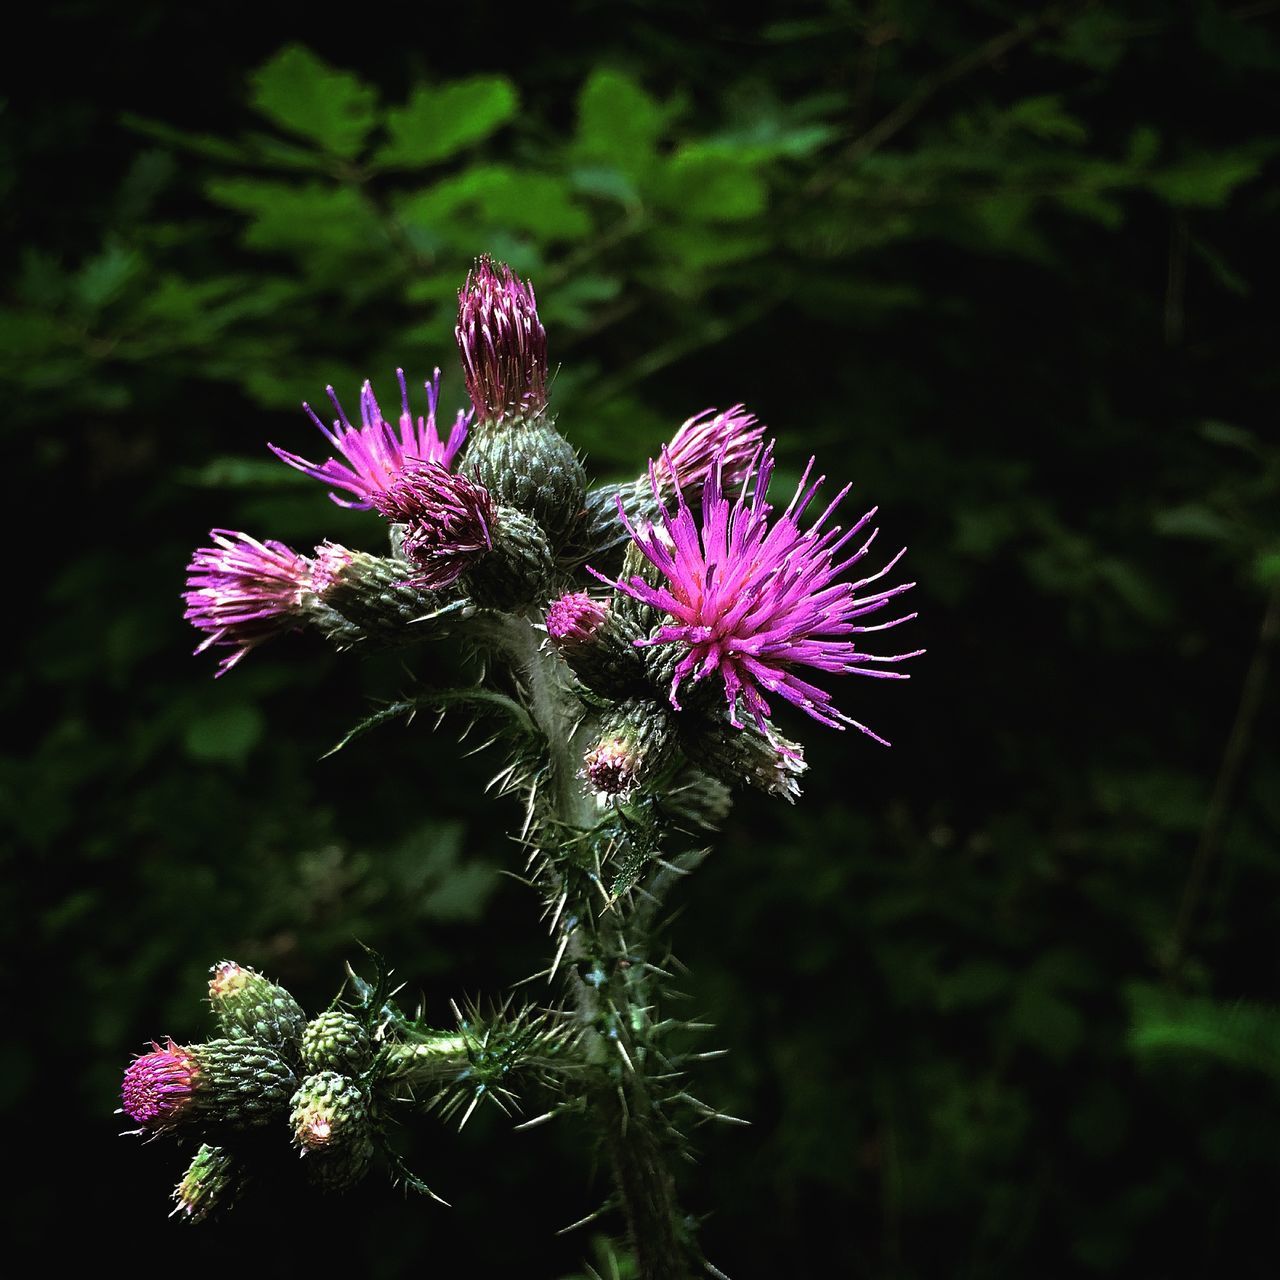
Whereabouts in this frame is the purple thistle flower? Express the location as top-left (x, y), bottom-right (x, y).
top-left (270, 368), bottom-right (469, 509)
top-left (598, 444), bottom-right (923, 744)
top-left (122, 1040), bottom-right (200, 1129)
top-left (651, 405), bottom-right (766, 502)
top-left (183, 531), bottom-right (314, 676)
top-left (581, 736), bottom-right (640, 797)
top-left (371, 462), bottom-right (495, 590)
top-left (546, 591), bottom-right (610, 651)
top-left (456, 255), bottom-right (549, 424)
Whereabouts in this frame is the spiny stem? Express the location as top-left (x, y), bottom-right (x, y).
top-left (514, 613), bottom-right (694, 1279)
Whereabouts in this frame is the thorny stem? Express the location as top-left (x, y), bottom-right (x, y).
top-left (510, 616), bottom-right (694, 1280)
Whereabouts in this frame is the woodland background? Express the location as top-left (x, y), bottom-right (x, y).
top-left (5, 2), bottom-right (1280, 1275)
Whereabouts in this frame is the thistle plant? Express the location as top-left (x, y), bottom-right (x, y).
top-left (130, 254), bottom-right (922, 1277)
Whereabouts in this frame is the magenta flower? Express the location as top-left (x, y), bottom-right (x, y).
top-left (546, 591), bottom-right (610, 651)
top-left (122, 1040), bottom-right (200, 1129)
top-left (270, 368), bottom-right (469, 509)
top-left (650, 405), bottom-right (765, 502)
top-left (456, 256), bottom-right (548, 424)
top-left (184, 531), bottom-right (314, 676)
top-left (371, 463), bottom-right (495, 590)
top-left (600, 445), bottom-right (923, 743)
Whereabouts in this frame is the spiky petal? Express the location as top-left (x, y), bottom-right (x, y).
top-left (598, 443), bottom-right (923, 743)
top-left (371, 462), bottom-right (495, 590)
top-left (122, 1040), bottom-right (199, 1129)
top-left (651, 405), bottom-right (766, 502)
top-left (455, 256), bottom-right (548, 424)
top-left (270, 368), bottom-right (469, 509)
top-left (183, 531), bottom-right (314, 676)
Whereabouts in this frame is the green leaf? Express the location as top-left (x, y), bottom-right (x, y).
top-left (575, 70), bottom-right (665, 178)
top-left (1152, 504), bottom-right (1234, 542)
top-left (395, 166), bottom-right (590, 242)
top-left (375, 77), bottom-right (518, 168)
top-left (1128, 984), bottom-right (1280, 1080)
top-left (183, 703), bottom-right (265, 765)
top-left (657, 145), bottom-right (768, 222)
top-left (1148, 150), bottom-right (1267, 208)
top-left (249, 45), bottom-right (377, 159)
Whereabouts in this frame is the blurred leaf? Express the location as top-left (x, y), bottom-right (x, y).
top-left (375, 77), bottom-right (518, 169)
top-left (248, 45), bottom-right (378, 160)
top-left (183, 703), bottom-right (265, 765)
top-left (575, 69), bottom-right (665, 179)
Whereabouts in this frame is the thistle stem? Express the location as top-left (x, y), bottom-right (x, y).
top-left (513, 616), bottom-right (694, 1279)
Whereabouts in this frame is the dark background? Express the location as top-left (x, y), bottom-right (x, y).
top-left (5, 2), bottom-right (1280, 1275)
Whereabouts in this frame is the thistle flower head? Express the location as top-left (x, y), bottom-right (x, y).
top-left (183, 531), bottom-right (314, 676)
top-left (599, 443), bottom-right (923, 743)
top-left (271, 368), bottom-right (469, 509)
top-left (545, 591), bottom-right (610, 650)
top-left (371, 462), bottom-right (495, 590)
top-left (456, 255), bottom-right (548, 424)
top-left (122, 1040), bottom-right (199, 1129)
top-left (581, 735), bottom-right (641, 797)
top-left (651, 405), bottom-right (766, 502)
top-left (309, 542), bottom-right (358, 598)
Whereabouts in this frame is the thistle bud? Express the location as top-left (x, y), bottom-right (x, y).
top-left (456, 257), bottom-right (585, 544)
top-left (122, 1040), bottom-right (200, 1130)
top-left (682, 721), bottom-right (807, 803)
top-left (311, 543), bottom-right (445, 645)
top-left (208, 961), bottom-right (307, 1055)
top-left (121, 1037), bottom-right (297, 1132)
top-left (301, 1010), bottom-right (372, 1077)
top-left (462, 505), bottom-right (555, 610)
top-left (546, 592), bottom-right (645, 697)
top-left (172, 1143), bottom-right (246, 1224)
top-left (581, 699), bottom-right (679, 798)
top-left (290, 1071), bottom-right (375, 1192)
top-left (659, 768), bottom-right (734, 832)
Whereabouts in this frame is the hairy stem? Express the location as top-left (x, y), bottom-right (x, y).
top-left (513, 616), bottom-right (694, 1279)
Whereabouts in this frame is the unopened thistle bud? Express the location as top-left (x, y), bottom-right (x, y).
top-left (659, 768), bottom-right (734, 831)
top-left (172, 1143), bottom-right (246, 1224)
top-left (463, 505), bottom-right (556, 610)
top-left (683, 721), bottom-right (808, 803)
top-left (311, 543), bottom-right (445, 644)
top-left (546, 592), bottom-right (645, 696)
top-left (290, 1071), bottom-right (375, 1192)
top-left (121, 1037), bottom-right (297, 1131)
top-left (648, 405), bottom-right (765, 504)
top-left (301, 1010), bottom-right (372, 1077)
top-left (581, 699), bottom-right (679, 798)
top-left (456, 256), bottom-right (586, 544)
top-left (208, 961), bottom-right (306, 1056)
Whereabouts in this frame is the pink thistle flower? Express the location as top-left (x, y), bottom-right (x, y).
top-left (650, 405), bottom-right (765, 502)
top-left (581, 736), bottom-right (640, 797)
top-left (183, 531), bottom-right (314, 676)
top-left (546, 591), bottom-right (610, 651)
top-left (598, 444), bottom-right (923, 744)
top-left (371, 462), bottom-right (495, 590)
top-left (270, 368), bottom-right (469, 509)
top-left (121, 1040), bottom-right (200, 1129)
top-left (456, 256), bottom-right (548, 424)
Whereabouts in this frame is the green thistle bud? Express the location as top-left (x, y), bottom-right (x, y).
top-left (208, 961), bottom-right (306, 1056)
top-left (461, 418), bottom-right (586, 548)
top-left (462, 505), bottom-right (555, 610)
top-left (682, 720), bottom-right (807, 803)
top-left (301, 1010), bottom-right (372, 1077)
top-left (311, 545), bottom-right (446, 645)
top-left (581, 698), bottom-right (679, 798)
top-left (290, 1071), bottom-right (376, 1192)
top-left (195, 1037), bottom-right (299, 1127)
top-left (660, 768), bottom-right (734, 831)
top-left (172, 1143), bottom-right (246, 1224)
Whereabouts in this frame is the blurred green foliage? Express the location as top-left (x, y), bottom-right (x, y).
top-left (5, 2), bottom-right (1279, 1276)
